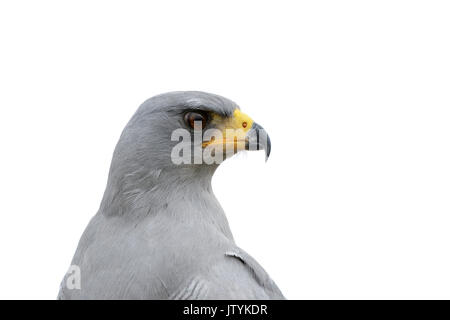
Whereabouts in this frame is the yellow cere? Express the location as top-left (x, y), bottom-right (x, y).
top-left (203, 109), bottom-right (254, 148)
top-left (210, 109), bottom-right (254, 132)
top-left (230, 109), bottom-right (254, 132)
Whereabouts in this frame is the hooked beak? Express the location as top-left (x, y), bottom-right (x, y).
top-left (245, 122), bottom-right (271, 161)
top-left (201, 109), bottom-right (271, 161)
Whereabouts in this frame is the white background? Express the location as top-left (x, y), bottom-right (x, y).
top-left (0, 1), bottom-right (449, 299)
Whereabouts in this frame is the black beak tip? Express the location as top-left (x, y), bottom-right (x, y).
top-left (265, 135), bottom-right (271, 161)
top-left (251, 122), bottom-right (271, 161)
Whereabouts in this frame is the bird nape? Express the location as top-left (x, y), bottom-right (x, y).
top-left (58, 91), bottom-right (284, 300)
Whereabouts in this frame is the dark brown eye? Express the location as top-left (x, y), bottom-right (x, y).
top-left (184, 111), bottom-right (207, 129)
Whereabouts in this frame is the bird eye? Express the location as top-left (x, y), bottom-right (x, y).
top-left (184, 111), bottom-right (207, 129)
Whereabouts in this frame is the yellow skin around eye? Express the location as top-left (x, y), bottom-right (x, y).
top-left (203, 109), bottom-right (254, 148)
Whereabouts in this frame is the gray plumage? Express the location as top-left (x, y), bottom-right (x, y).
top-left (58, 91), bottom-right (284, 299)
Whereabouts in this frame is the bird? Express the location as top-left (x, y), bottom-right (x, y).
top-left (58, 91), bottom-right (284, 299)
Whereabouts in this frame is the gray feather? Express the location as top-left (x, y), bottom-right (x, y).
top-left (58, 91), bottom-right (284, 300)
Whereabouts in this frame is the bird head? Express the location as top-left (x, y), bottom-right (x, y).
top-left (113, 91), bottom-right (270, 172)
top-left (102, 91), bottom-right (271, 214)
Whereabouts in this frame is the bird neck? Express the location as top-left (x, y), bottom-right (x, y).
top-left (98, 165), bottom-right (234, 240)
